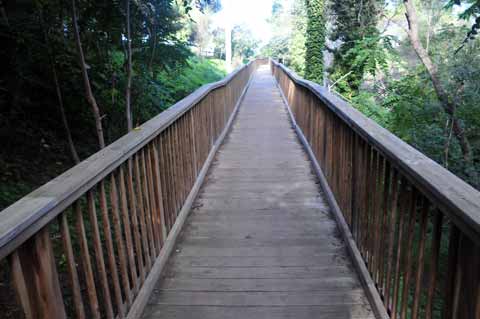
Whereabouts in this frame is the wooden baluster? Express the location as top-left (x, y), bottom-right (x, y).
top-left (151, 139), bottom-right (167, 243)
top-left (125, 159), bottom-right (146, 284)
top-left (350, 133), bottom-right (358, 240)
top-left (174, 120), bottom-right (186, 204)
top-left (345, 128), bottom-right (354, 227)
top-left (318, 103), bottom-right (326, 168)
top-left (332, 120), bottom-right (340, 196)
top-left (399, 191), bottom-right (418, 319)
top-left (186, 112), bottom-right (195, 190)
top-left (59, 212), bottom-right (86, 319)
top-left (193, 105), bottom-right (201, 175)
top-left (411, 197), bottom-right (430, 319)
top-left (110, 173), bottom-right (133, 305)
top-left (140, 149), bottom-right (157, 258)
top-left (75, 202), bottom-right (101, 319)
top-left (203, 98), bottom-right (210, 163)
top-left (361, 143), bottom-right (372, 262)
top-left (448, 232), bottom-right (480, 319)
top-left (189, 109), bottom-right (199, 178)
top-left (145, 144), bottom-right (162, 252)
top-left (425, 210), bottom-right (443, 319)
top-left (158, 133), bottom-right (172, 231)
top-left (367, 150), bottom-right (378, 272)
top-left (181, 116), bottom-right (190, 197)
top-left (134, 154), bottom-right (153, 268)
top-left (362, 145), bottom-right (372, 261)
top-left (182, 116), bottom-right (190, 198)
top-left (166, 126), bottom-right (178, 220)
top-left (377, 160), bottom-right (391, 292)
top-left (336, 122), bottom-right (344, 210)
top-left (384, 169), bottom-right (399, 310)
top-left (165, 127), bottom-right (176, 225)
top-left (208, 94), bottom-right (214, 148)
top-left (10, 251), bottom-right (35, 319)
top-left (98, 181), bottom-right (124, 316)
top-left (391, 179), bottom-right (410, 319)
top-left (443, 225), bottom-right (460, 319)
top-left (372, 156), bottom-right (385, 283)
top-left (323, 111), bottom-right (332, 182)
top-left (174, 122), bottom-right (184, 211)
top-left (186, 114), bottom-right (194, 193)
top-left (354, 138), bottom-right (365, 247)
top-left (11, 227), bottom-right (67, 319)
top-left (86, 190), bottom-right (114, 319)
top-left (119, 165), bottom-right (138, 292)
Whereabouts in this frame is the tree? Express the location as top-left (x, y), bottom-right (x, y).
top-left (289, 0), bottom-right (307, 75)
top-left (262, 0), bottom-right (307, 75)
top-left (446, 0), bottom-right (480, 51)
top-left (403, 0), bottom-right (473, 163)
top-left (37, 4), bottom-right (80, 163)
top-left (125, 0), bottom-right (133, 131)
top-left (231, 25), bottom-right (259, 64)
top-left (304, 0), bottom-right (325, 83)
top-left (70, 0), bottom-right (106, 149)
top-left (329, 0), bottom-right (384, 94)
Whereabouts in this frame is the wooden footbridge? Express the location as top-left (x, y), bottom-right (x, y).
top-left (1, 59), bottom-right (480, 319)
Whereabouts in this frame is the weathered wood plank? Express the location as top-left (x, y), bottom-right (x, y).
top-left (149, 290), bottom-right (371, 306)
top-left (141, 66), bottom-right (375, 319)
top-left (0, 61), bottom-right (258, 261)
top-left (142, 305), bottom-right (374, 319)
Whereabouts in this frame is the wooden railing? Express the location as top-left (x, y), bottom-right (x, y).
top-left (0, 59), bottom-right (265, 319)
top-left (271, 60), bottom-right (480, 319)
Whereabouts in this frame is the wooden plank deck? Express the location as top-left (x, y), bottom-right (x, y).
top-left (141, 66), bottom-right (376, 319)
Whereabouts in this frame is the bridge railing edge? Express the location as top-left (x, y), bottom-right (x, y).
top-left (0, 58), bottom-right (267, 319)
top-left (270, 58), bottom-right (480, 319)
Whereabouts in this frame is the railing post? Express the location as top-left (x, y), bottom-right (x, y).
top-left (10, 228), bottom-right (66, 319)
top-left (443, 229), bottom-right (480, 319)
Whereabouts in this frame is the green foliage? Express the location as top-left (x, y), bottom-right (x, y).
top-left (329, 0), bottom-right (384, 94)
top-left (446, 0), bottom-right (480, 50)
top-left (261, 0), bottom-right (307, 75)
top-left (288, 1), bottom-right (307, 74)
top-left (232, 25), bottom-right (260, 64)
top-left (330, 35), bottom-right (394, 98)
top-left (351, 92), bottom-right (390, 127)
top-left (0, 0), bottom-right (228, 209)
top-left (304, 0), bottom-right (325, 83)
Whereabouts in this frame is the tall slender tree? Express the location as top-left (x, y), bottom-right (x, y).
top-left (37, 5), bottom-right (80, 163)
top-left (70, 0), bottom-right (106, 149)
top-left (403, 0), bottom-right (473, 163)
top-left (125, 0), bottom-right (133, 131)
top-left (304, 0), bottom-right (325, 83)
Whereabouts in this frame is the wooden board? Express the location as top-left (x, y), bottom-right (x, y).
top-left (271, 60), bottom-right (480, 245)
top-left (141, 66), bottom-right (376, 319)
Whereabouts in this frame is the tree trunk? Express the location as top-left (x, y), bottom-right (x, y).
top-left (52, 63), bottom-right (80, 164)
top-left (125, 0), bottom-right (133, 131)
top-left (38, 6), bottom-right (80, 164)
top-left (70, 0), bottom-right (106, 149)
top-left (148, 23), bottom-right (157, 77)
top-left (403, 0), bottom-right (472, 163)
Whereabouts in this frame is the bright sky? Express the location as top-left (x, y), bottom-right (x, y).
top-left (212, 0), bottom-right (275, 45)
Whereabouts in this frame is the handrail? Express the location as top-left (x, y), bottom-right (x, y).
top-left (0, 60), bottom-right (253, 260)
top-left (271, 59), bottom-right (480, 319)
top-left (272, 60), bottom-right (480, 243)
top-left (0, 58), bottom-right (266, 319)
